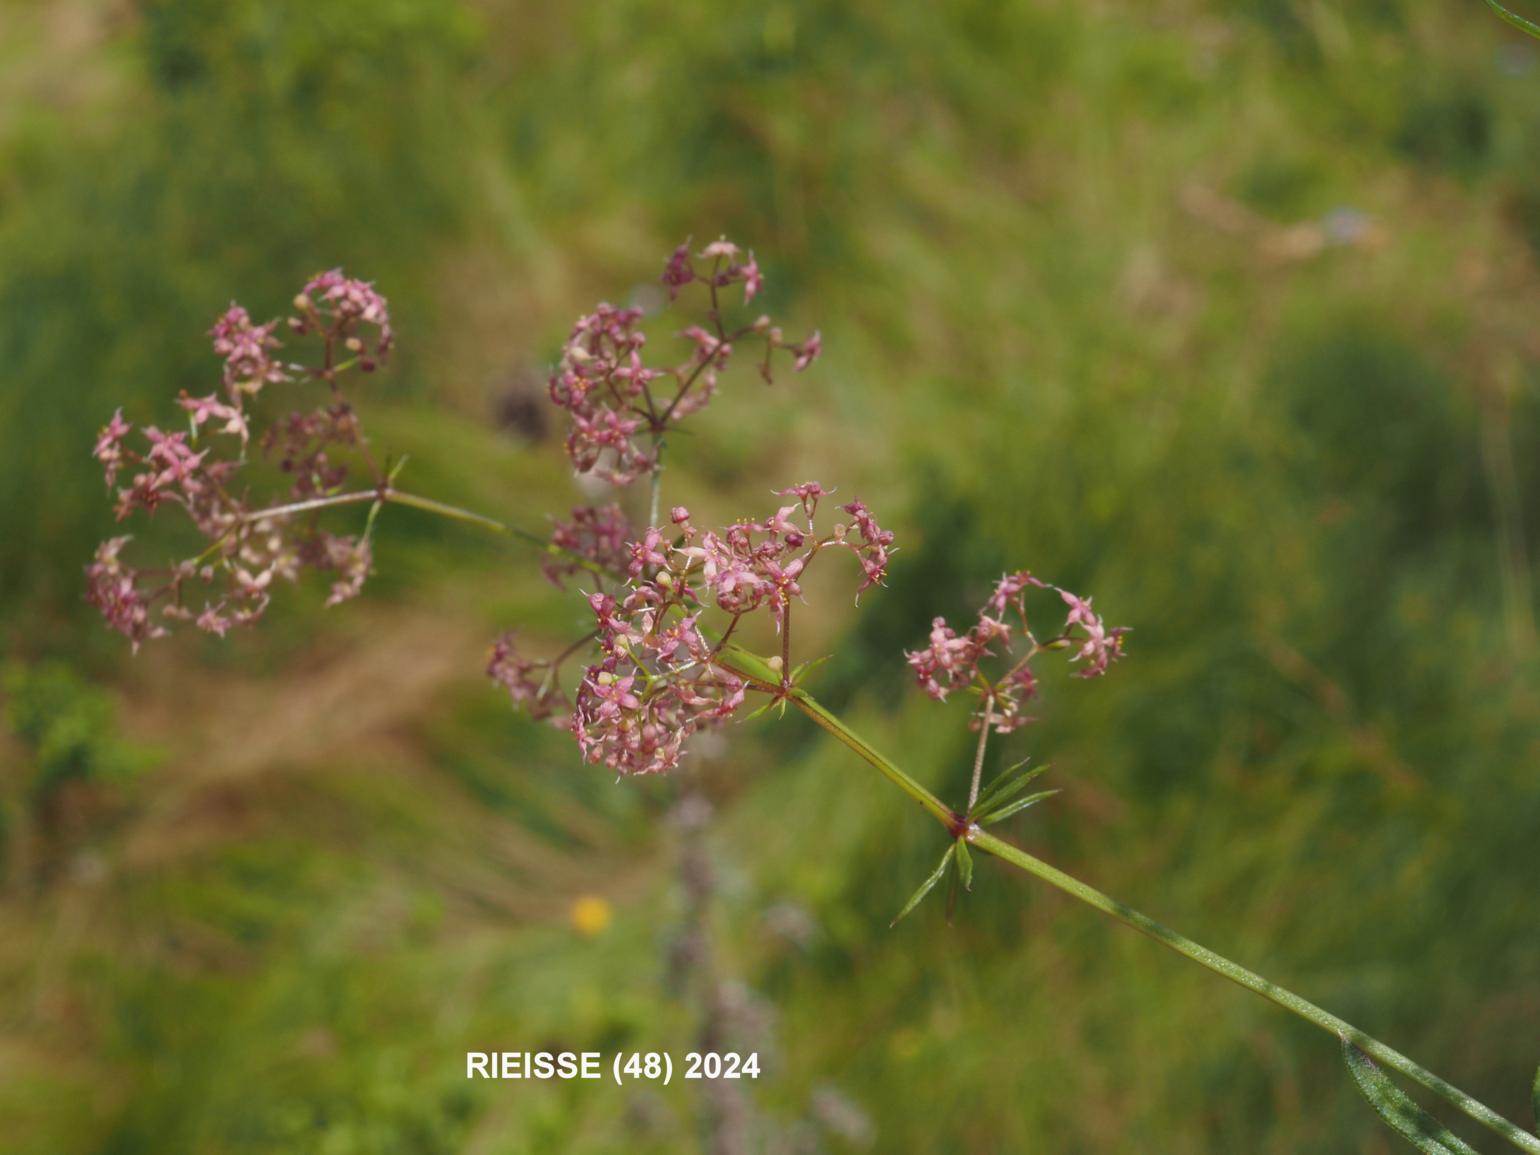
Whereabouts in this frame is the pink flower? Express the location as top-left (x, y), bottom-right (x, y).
top-left (793, 331), bottom-right (822, 372)
top-left (699, 238), bottom-right (740, 262)
top-left (740, 254), bottom-right (763, 304)
top-left (906, 617), bottom-right (987, 701)
top-left (178, 392), bottom-right (249, 445)
top-left (1059, 589), bottom-right (1128, 678)
top-left (210, 305), bottom-right (288, 395)
top-left (85, 538), bottom-right (164, 651)
top-left (93, 409), bottom-right (132, 487)
top-left (662, 242), bottom-right (695, 298)
top-left (292, 270), bottom-right (393, 369)
top-left (839, 499), bottom-right (894, 596)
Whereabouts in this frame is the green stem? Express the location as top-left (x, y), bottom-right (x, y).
top-left (717, 644), bottom-right (959, 830)
top-left (330, 488), bottom-right (1538, 1151)
top-left (243, 487), bottom-right (610, 578)
top-left (969, 828), bottom-right (1540, 1154)
top-left (384, 490), bottom-right (608, 577)
top-left (1487, 0), bottom-right (1540, 40)
top-left (718, 657), bottom-right (1540, 1153)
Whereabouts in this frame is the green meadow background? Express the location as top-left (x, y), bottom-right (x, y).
top-left (3, 1), bottom-right (1539, 1151)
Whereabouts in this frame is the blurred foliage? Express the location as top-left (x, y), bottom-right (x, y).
top-left (2, 660), bottom-right (143, 798)
top-left (2, 0), bottom-right (1540, 1152)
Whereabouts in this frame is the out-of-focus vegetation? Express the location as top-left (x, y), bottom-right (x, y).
top-left (2, 1), bottom-right (1539, 1151)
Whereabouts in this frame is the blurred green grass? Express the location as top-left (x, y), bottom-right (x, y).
top-left (3, 0), bottom-right (1540, 1151)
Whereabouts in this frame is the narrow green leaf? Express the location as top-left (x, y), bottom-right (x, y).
top-left (978, 789), bottom-right (1059, 827)
top-left (1531, 1063), bottom-right (1538, 1135)
top-left (790, 654), bottom-right (833, 684)
top-left (362, 497), bottom-right (386, 543)
top-left (1341, 1037), bottom-right (1479, 1155)
top-left (1488, 0), bottom-right (1540, 40)
top-left (956, 839), bottom-right (974, 892)
top-left (890, 845), bottom-right (955, 927)
top-left (741, 696), bottom-right (782, 722)
top-left (973, 758), bottom-right (1050, 814)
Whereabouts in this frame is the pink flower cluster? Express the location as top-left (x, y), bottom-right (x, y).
top-left (290, 270), bottom-right (394, 370)
top-left (546, 303), bottom-right (660, 484)
top-left (87, 272), bottom-right (392, 647)
top-left (574, 591), bottom-right (746, 776)
top-left (210, 305), bottom-right (289, 396)
top-left (906, 572), bottom-right (1127, 733)
top-left (545, 238), bottom-right (822, 486)
top-left (496, 487), bottom-right (892, 776)
top-left (665, 485), bottom-right (893, 627)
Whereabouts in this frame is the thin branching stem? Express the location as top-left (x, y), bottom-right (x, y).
top-left (966, 700), bottom-right (993, 815)
top-left (743, 668), bottom-right (1540, 1155)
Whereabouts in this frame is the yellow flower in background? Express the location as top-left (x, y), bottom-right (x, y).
top-left (570, 894), bottom-right (613, 937)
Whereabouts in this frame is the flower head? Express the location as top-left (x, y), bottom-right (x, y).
top-left (292, 270), bottom-right (393, 369)
top-left (85, 538), bottom-right (163, 651)
top-left (906, 571), bottom-right (1125, 734)
top-left (546, 239), bottom-right (823, 484)
top-left (89, 271), bottom-right (398, 648)
top-left (211, 305), bottom-right (289, 395)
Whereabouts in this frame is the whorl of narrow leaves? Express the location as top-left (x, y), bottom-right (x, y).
top-left (1341, 1036), bottom-right (1480, 1155)
top-left (971, 758), bottom-right (1057, 826)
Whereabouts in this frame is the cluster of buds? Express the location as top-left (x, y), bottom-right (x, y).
top-left (546, 238), bottom-right (822, 486)
top-left (86, 272), bottom-right (392, 648)
top-left (486, 634), bottom-right (571, 724)
top-left (542, 504), bottom-right (633, 589)
top-left (906, 572), bottom-right (1127, 733)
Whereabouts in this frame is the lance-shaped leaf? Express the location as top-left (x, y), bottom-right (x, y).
top-left (790, 654), bottom-right (833, 685)
top-left (1488, 0), bottom-right (1540, 40)
top-left (978, 788), bottom-right (1059, 827)
top-left (1341, 1036), bottom-right (1480, 1155)
top-left (956, 838), bottom-right (974, 891)
top-left (890, 845), bottom-right (955, 927)
top-left (973, 757), bottom-right (1050, 816)
top-left (1532, 1063), bottom-right (1538, 1136)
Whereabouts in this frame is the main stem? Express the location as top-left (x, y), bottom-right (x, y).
top-left (712, 646), bottom-right (1539, 1153)
top-left (364, 494), bottom-right (1539, 1152)
top-left (969, 829), bottom-right (1539, 1152)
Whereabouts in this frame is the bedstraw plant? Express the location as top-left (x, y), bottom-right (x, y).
top-left (87, 239), bottom-right (1540, 1154)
